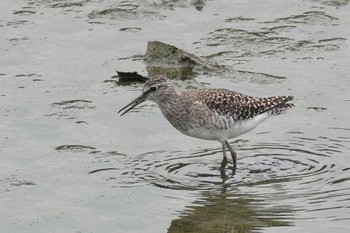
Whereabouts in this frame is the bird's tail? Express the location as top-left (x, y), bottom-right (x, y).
top-left (268, 102), bottom-right (295, 115)
top-left (258, 95), bottom-right (295, 116)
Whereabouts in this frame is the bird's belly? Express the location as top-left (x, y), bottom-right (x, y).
top-left (185, 113), bottom-right (269, 142)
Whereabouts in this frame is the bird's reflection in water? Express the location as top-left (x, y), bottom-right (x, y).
top-left (167, 175), bottom-right (293, 233)
top-left (167, 146), bottom-right (293, 233)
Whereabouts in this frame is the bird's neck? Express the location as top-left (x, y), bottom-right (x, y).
top-left (157, 89), bottom-right (188, 112)
top-left (156, 89), bottom-right (191, 130)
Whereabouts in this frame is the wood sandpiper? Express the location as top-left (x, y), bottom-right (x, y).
top-left (119, 75), bottom-right (294, 173)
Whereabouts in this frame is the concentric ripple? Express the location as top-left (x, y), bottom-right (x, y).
top-left (88, 133), bottom-right (350, 225)
top-left (89, 134), bottom-right (350, 222)
top-left (90, 135), bottom-right (349, 191)
top-left (120, 142), bottom-right (332, 190)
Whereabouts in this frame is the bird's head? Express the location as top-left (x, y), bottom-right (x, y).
top-left (118, 75), bottom-right (174, 116)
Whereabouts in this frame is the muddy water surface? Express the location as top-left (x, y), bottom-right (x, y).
top-left (1, 0), bottom-right (350, 233)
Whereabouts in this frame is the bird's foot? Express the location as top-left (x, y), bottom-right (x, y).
top-left (231, 163), bottom-right (236, 176)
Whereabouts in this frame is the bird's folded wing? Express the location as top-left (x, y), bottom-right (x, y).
top-left (184, 88), bottom-right (294, 121)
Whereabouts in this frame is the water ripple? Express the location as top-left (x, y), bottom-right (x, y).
top-left (89, 135), bottom-right (350, 221)
top-left (90, 136), bottom-right (347, 189)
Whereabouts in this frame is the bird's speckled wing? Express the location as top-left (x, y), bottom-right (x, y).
top-left (182, 88), bottom-right (294, 120)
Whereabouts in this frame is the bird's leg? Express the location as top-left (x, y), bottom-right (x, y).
top-left (225, 140), bottom-right (237, 173)
top-left (220, 142), bottom-right (228, 170)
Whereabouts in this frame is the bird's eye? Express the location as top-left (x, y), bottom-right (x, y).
top-left (150, 86), bottom-right (157, 92)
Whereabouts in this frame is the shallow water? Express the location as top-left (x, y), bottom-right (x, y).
top-left (1, 0), bottom-right (350, 232)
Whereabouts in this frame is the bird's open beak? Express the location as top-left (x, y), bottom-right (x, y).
top-left (118, 93), bottom-right (147, 116)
